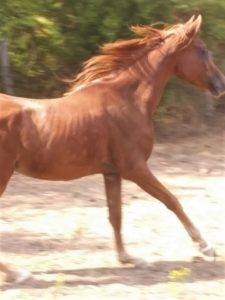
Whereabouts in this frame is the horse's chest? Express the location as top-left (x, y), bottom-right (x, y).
top-left (113, 121), bottom-right (154, 163)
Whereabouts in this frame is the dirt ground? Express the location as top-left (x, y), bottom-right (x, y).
top-left (0, 131), bottom-right (225, 299)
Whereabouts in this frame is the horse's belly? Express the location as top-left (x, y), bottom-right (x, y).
top-left (15, 159), bottom-right (98, 181)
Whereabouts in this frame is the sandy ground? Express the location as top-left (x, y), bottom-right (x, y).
top-left (0, 131), bottom-right (225, 299)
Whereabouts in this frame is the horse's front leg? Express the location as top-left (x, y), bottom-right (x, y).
top-left (103, 173), bottom-right (134, 264)
top-left (123, 163), bottom-right (216, 257)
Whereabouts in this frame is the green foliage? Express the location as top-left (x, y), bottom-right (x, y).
top-left (0, 0), bottom-right (225, 101)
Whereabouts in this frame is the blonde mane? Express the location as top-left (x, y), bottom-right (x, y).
top-left (66, 23), bottom-right (185, 95)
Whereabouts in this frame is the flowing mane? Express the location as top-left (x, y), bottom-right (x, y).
top-left (66, 23), bottom-right (185, 95)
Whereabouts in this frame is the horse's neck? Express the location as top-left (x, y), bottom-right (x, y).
top-left (123, 50), bottom-right (175, 117)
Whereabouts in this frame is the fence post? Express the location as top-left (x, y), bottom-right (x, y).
top-left (0, 39), bottom-right (14, 95)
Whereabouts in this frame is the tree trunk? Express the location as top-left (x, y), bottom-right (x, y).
top-left (0, 39), bottom-right (14, 95)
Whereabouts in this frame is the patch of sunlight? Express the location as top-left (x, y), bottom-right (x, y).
top-left (27, 211), bottom-right (86, 238)
top-left (0, 289), bottom-right (22, 300)
top-left (0, 220), bottom-right (11, 232)
top-left (34, 16), bottom-right (54, 26)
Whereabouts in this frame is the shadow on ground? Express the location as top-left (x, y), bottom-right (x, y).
top-left (1, 231), bottom-right (111, 254)
top-left (2, 260), bottom-right (225, 290)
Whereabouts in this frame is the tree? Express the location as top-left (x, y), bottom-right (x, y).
top-left (0, 0), bottom-right (225, 111)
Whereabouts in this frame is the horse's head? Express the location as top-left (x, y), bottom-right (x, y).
top-left (173, 15), bottom-right (225, 98)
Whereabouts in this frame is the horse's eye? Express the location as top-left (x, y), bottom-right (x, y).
top-left (198, 48), bottom-right (208, 57)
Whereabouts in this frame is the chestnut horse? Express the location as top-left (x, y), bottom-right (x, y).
top-left (1, 16), bottom-right (225, 279)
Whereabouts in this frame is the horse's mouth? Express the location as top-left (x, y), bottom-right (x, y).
top-left (208, 77), bottom-right (225, 98)
top-left (210, 88), bottom-right (225, 98)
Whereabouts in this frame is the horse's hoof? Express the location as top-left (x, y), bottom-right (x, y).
top-left (118, 253), bottom-right (147, 267)
top-left (15, 269), bottom-right (31, 283)
top-left (199, 244), bottom-right (217, 257)
top-left (119, 252), bottom-right (135, 264)
top-left (6, 269), bottom-right (31, 284)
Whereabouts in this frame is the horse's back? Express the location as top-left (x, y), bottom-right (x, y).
top-left (0, 93), bottom-right (23, 116)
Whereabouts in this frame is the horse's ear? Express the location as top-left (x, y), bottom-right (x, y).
top-left (186, 15), bottom-right (196, 25)
top-left (162, 15), bottom-right (202, 53)
top-left (185, 15), bottom-right (202, 39)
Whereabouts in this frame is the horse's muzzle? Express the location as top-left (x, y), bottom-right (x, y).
top-left (208, 74), bottom-right (225, 98)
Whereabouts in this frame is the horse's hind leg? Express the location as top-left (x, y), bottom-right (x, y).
top-left (0, 151), bottom-right (15, 281)
top-left (104, 174), bottom-right (134, 263)
top-left (0, 150), bottom-right (30, 282)
top-left (0, 149), bottom-right (15, 195)
top-left (124, 163), bottom-right (215, 257)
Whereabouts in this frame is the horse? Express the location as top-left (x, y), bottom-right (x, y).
top-left (1, 15), bottom-right (225, 280)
